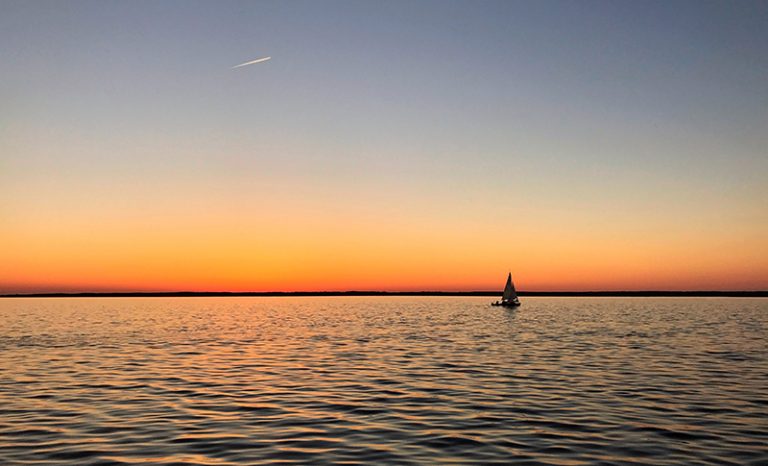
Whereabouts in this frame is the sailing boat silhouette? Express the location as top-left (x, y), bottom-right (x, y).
top-left (491, 273), bottom-right (521, 307)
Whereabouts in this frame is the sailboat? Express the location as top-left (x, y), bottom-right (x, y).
top-left (491, 273), bottom-right (521, 307)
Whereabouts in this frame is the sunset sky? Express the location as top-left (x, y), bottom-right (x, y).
top-left (2, 0), bottom-right (767, 293)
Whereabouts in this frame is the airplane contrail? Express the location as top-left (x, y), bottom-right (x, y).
top-left (231, 56), bottom-right (271, 69)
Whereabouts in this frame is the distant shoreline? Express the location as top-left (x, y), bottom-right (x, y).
top-left (1, 291), bottom-right (766, 298)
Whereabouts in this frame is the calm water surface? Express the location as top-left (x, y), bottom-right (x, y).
top-left (0, 297), bottom-right (766, 465)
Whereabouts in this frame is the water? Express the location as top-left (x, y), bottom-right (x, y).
top-left (0, 297), bottom-right (766, 465)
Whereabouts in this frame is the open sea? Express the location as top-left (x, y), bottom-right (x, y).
top-left (0, 297), bottom-right (766, 465)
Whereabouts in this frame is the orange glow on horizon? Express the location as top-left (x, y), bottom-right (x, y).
top-left (4, 145), bottom-right (767, 295)
top-left (4, 208), bottom-right (766, 293)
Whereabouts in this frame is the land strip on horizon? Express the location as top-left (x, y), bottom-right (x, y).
top-left (1, 291), bottom-right (766, 298)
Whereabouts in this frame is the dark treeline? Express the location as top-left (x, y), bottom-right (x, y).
top-left (1, 291), bottom-right (766, 298)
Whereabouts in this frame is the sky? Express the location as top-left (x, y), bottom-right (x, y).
top-left (2, 0), bottom-right (767, 293)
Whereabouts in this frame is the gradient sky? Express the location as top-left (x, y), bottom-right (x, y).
top-left (2, 0), bottom-right (767, 292)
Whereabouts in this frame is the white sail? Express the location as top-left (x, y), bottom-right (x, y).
top-left (502, 273), bottom-right (517, 302)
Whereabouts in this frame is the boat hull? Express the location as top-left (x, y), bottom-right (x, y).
top-left (491, 301), bottom-right (520, 308)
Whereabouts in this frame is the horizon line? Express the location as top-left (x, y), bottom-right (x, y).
top-left (1, 290), bottom-right (766, 298)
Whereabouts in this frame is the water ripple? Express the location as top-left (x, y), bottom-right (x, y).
top-left (1, 297), bottom-right (767, 465)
